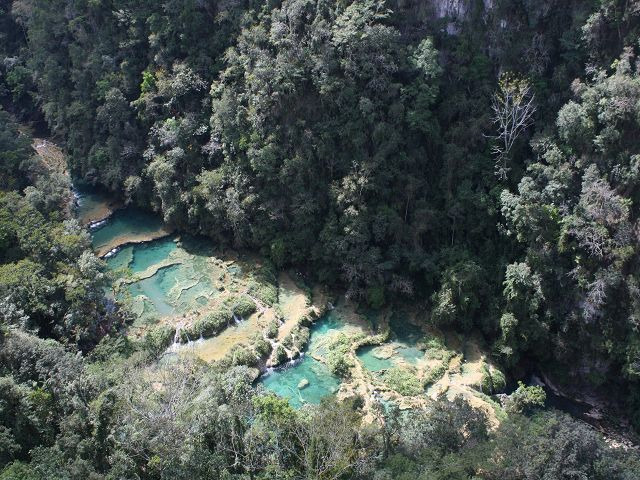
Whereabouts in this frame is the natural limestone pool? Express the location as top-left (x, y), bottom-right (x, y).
top-left (91, 207), bottom-right (172, 257)
top-left (259, 311), bottom-right (344, 407)
top-left (82, 191), bottom-right (497, 418)
top-left (79, 192), bottom-right (230, 330)
top-left (74, 187), bottom-right (120, 225)
top-left (356, 313), bottom-right (426, 372)
top-left (356, 345), bottom-right (393, 372)
top-left (108, 235), bottom-right (230, 327)
top-left (126, 263), bottom-right (182, 318)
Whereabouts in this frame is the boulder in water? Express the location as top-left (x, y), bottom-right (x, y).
top-left (373, 344), bottom-right (395, 360)
top-left (298, 378), bottom-right (310, 390)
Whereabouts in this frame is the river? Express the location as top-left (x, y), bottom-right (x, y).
top-left (77, 190), bottom-right (640, 442)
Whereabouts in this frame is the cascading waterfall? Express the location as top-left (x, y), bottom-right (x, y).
top-left (103, 247), bottom-right (120, 258)
top-left (262, 353), bottom-right (306, 377)
top-left (166, 324), bottom-right (183, 353)
top-left (89, 218), bottom-right (108, 230)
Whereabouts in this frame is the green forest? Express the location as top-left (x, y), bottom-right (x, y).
top-left (2, 0), bottom-right (640, 478)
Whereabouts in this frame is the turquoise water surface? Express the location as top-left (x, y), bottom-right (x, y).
top-left (396, 345), bottom-right (424, 364)
top-left (74, 188), bottom-right (114, 224)
top-left (91, 207), bottom-right (166, 253)
top-left (356, 345), bottom-right (393, 371)
top-left (102, 232), bottom-right (221, 322)
top-left (106, 245), bottom-right (134, 272)
top-left (126, 264), bottom-right (180, 316)
top-left (260, 355), bottom-right (340, 408)
top-left (357, 312), bottom-right (425, 372)
top-left (260, 311), bottom-right (344, 407)
top-left (129, 238), bottom-right (178, 274)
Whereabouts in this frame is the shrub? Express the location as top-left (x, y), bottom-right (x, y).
top-left (382, 367), bottom-right (423, 396)
top-left (480, 366), bottom-right (493, 394)
top-left (141, 326), bottom-right (175, 358)
top-left (264, 319), bottom-right (279, 339)
top-left (424, 362), bottom-right (449, 386)
top-left (505, 381), bottom-right (546, 413)
top-left (293, 326), bottom-right (310, 351)
top-left (328, 353), bottom-right (352, 377)
top-left (282, 325), bottom-right (310, 351)
top-left (226, 294), bottom-right (257, 318)
top-left (423, 335), bottom-right (449, 359)
top-left (274, 345), bottom-right (289, 364)
top-left (326, 334), bottom-right (353, 377)
top-left (366, 285), bottom-right (386, 309)
top-left (247, 264), bottom-right (278, 306)
top-left (89, 334), bottom-right (136, 362)
top-left (493, 369), bottom-right (507, 393)
top-left (228, 345), bottom-right (259, 367)
top-left (269, 238), bottom-right (286, 268)
top-left (192, 307), bottom-right (232, 338)
top-left (252, 334), bottom-right (272, 358)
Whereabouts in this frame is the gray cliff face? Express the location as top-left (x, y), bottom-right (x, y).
top-left (430, 0), bottom-right (494, 33)
top-left (392, 0), bottom-right (494, 35)
top-left (431, 0), bottom-right (468, 19)
top-left (426, 0), bottom-right (494, 19)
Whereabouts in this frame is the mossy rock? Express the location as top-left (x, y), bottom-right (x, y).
top-left (225, 294), bottom-right (257, 318)
top-left (480, 364), bottom-right (507, 394)
top-left (297, 378), bottom-right (310, 389)
top-left (273, 345), bottom-right (289, 364)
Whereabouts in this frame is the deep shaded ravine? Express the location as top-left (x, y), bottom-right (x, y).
top-left (77, 189), bottom-right (640, 445)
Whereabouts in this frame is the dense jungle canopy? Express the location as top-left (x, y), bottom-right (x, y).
top-left (2, 0), bottom-right (640, 478)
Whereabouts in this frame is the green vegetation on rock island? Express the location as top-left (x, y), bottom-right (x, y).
top-left (2, 0), bottom-right (640, 478)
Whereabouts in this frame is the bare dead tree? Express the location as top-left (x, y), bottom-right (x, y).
top-left (491, 74), bottom-right (537, 179)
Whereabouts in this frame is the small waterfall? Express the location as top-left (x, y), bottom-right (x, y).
top-left (89, 218), bottom-right (108, 230)
top-left (280, 354), bottom-right (304, 370)
top-left (260, 353), bottom-right (305, 378)
top-left (103, 247), bottom-right (120, 258)
top-left (166, 325), bottom-right (183, 353)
